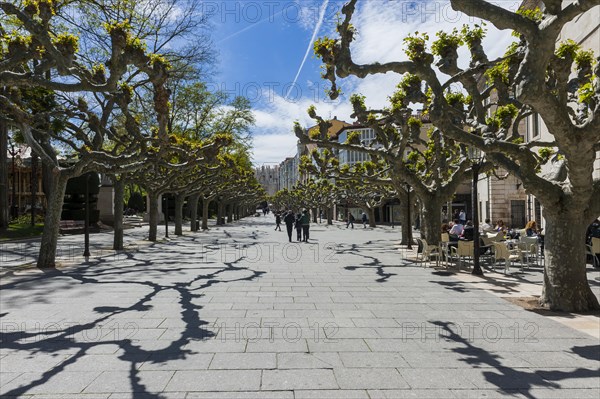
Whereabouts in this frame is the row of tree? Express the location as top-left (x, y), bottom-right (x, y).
top-left (0, 1), bottom-right (265, 267)
top-left (293, 0), bottom-right (600, 312)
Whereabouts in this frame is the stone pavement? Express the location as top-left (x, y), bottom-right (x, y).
top-left (0, 216), bottom-right (599, 398)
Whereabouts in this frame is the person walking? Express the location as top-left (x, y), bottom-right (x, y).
top-left (459, 209), bottom-right (466, 226)
top-left (283, 210), bottom-right (296, 242)
top-left (362, 211), bottom-right (368, 228)
top-left (275, 212), bottom-right (282, 231)
top-left (300, 209), bottom-right (310, 242)
top-left (346, 212), bottom-right (355, 229)
top-left (295, 213), bottom-right (303, 241)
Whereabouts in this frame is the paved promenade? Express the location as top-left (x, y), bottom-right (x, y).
top-left (1, 216), bottom-right (599, 398)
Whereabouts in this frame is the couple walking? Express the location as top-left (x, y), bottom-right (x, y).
top-left (283, 209), bottom-right (310, 242)
top-left (346, 211), bottom-right (368, 228)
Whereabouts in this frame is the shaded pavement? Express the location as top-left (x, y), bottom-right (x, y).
top-left (1, 215), bottom-right (599, 398)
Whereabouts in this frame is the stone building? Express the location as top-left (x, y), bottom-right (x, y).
top-left (254, 164), bottom-right (280, 196)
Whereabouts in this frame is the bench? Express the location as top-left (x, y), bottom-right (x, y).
top-left (59, 220), bottom-right (85, 234)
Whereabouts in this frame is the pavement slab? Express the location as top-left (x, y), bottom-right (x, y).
top-left (1, 217), bottom-right (599, 397)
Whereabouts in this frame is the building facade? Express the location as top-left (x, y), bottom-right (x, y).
top-left (521, 0), bottom-right (600, 229)
top-left (254, 164), bottom-right (280, 196)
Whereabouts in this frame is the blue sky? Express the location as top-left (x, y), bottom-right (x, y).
top-left (205, 1), bottom-right (516, 165)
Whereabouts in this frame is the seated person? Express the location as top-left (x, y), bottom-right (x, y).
top-left (586, 218), bottom-right (600, 244)
top-left (441, 223), bottom-right (450, 234)
top-left (525, 220), bottom-right (542, 237)
top-left (448, 219), bottom-right (463, 241)
top-left (494, 219), bottom-right (507, 232)
top-left (480, 218), bottom-right (493, 233)
top-left (460, 221), bottom-right (475, 241)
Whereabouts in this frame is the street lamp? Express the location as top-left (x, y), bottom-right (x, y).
top-left (7, 137), bottom-right (21, 219)
top-left (84, 174), bottom-right (91, 257)
top-left (469, 147), bottom-right (485, 276)
top-left (164, 194), bottom-right (169, 238)
top-left (406, 183), bottom-right (412, 250)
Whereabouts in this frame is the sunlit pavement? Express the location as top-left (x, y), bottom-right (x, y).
top-left (1, 215), bottom-right (599, 398)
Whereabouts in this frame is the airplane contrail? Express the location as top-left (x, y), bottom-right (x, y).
top-left (285, 0), bottom-right (330, 99)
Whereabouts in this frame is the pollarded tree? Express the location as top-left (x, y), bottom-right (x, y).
top-left (129, 133), bottom-right (230, 241)
top-left (0, 1), bottom-right (175, 267)
top-left (315, 0), bottom-right (600, 311)
top-left (271, 188), bottom-right (303, 212)
top-left (296, 82), bottom-right (478, 245)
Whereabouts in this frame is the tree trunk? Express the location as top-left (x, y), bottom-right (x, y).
top-left (227, 203), bottom-right (233, 223)
top-left (174, 193), bottom-right (185, 236)
top-left (0, 121), bottom-right (8, 232)
top-left (41, 159), bottom-right (55, 200)
top-left (312, 207), bottom-right (317, 223)
top-left (327, 206), bottom-right (333, 225)
top-left (189, 193), bottom-right (200, 232)
top-left (398, 192), bottom-right (414, 246)
top-left (540, 212), bottom-right (600, 311)
top-left (217, 201), bottom-right (224, 225)
top-left (148, 192), bottom-right (159, 242)
top-left (36, 173), bottom-right (68, 268)
top-left (113, 176), bottom-right (124, 250)
top-left (202, 198), bottom-right (210, 230)
top-left (368, 207), bottom-right (376, 228)
top-left (30, 151), bottom-right (38, 226)
top-left (420, 196), bottom-right (443, 246)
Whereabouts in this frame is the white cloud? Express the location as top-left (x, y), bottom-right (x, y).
top-left (250, 0), bottom-right (517, 164)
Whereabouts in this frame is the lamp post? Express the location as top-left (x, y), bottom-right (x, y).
top-left (83, 173), bottom-right (91, 257)
top-left (469, 147), bottom-right (484, 276)
top-left (7, 137), bottom-right (20, 219)
top-left (164, 194), bottom-right (169, 238)
top-left (406, 183), bottom-right (412, 250)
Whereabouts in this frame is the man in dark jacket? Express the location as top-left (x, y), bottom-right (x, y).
top-left (283, 210), bottom-right (296, 242)
top-left (295, 213), bottom-right (303, 241)
top-left (300, 209), bottom-right (310, 242)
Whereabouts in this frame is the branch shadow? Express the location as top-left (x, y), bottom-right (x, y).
top-left (336, 239), bottom-right (418, 283)
top-left (430, 320), bottom-right (600, 397)
top-left (0, 232), bottom-right (267, 398)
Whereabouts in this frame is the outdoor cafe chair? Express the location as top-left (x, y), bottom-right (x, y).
top-left (586, 237), bottom-right (600, 268)
top-left (449, 240), bottom-right (473, 270)
top-left (416, 238), bottom-right (442, 268)
top-left (519, 236), bottom-right (540, 267)
top-left (493, 242), bottom-right (523, 274)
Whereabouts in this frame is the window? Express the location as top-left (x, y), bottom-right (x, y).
top-left (529, 113), bottom-right (540, 140)
top-left (510, 200), bottom-right (526, 228)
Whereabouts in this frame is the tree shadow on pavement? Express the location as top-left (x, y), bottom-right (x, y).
top-left (0, 233), bottom-right (266, 398)
top-left (431, 321), bottom-right (599, 398)
top-left (336, 240), bottom-right (428, 283)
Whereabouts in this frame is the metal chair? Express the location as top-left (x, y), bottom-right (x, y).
top-left (493, 242), bottom-right (523, 274)
top-left (586, 237), bottom-right (600, 268)
top-left (450, 240), bottom-right (474, 270)
top-left (417, 238), bottom-right (442, 268)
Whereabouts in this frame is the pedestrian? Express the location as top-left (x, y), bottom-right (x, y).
top-left (441, 209), bottom-right (448, 223)
top-left (283, 210), bottom-right (296, 242)
top-left (362, 211), bottom-right (368, 228)
top-left (459, 209), bottom-right (466, 226)
top-left (275, 212), bottom-right (282, 231)
top-left (346, 212), bottom-right (355, 229)
top-left (300, 209), bottom-right (310, 242)
top-left (295, 213), bottom-right (303, 241)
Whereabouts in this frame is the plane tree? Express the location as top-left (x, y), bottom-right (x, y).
top-left (296, 81), bottom-right (477, 245)
top-left (128, 133), bottom-right (229, 241)
top-left (0, 1), bottom-right (176, 267)
top-left (313, 0), bottom-right (600, 311)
